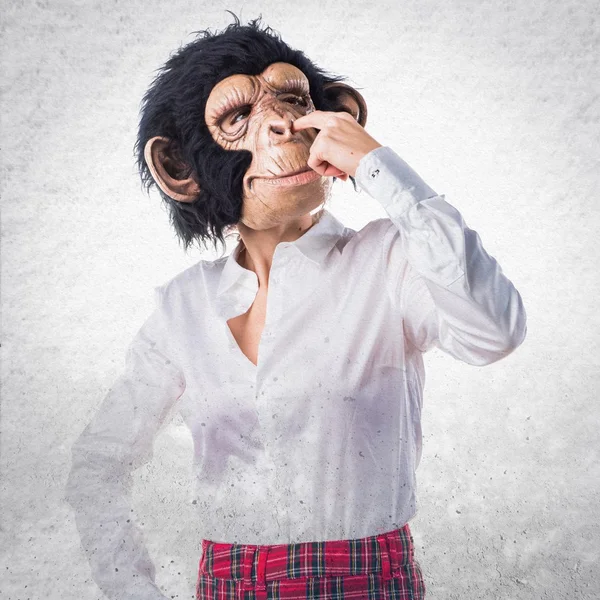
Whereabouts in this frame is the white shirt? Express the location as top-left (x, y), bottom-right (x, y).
top-left (65, 146), bottom-right (527, 600)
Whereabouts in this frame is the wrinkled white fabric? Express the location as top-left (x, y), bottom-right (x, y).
top-left (65, 145), bottom-right (527, 599)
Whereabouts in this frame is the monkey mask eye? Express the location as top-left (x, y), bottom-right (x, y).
top-left (277, 92), bottom-right (309, 108)
top-left (219, 106), bottom-right (253, 135)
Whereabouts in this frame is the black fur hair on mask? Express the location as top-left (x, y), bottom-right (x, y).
top-left (134, 11), bottom-right (359, 255)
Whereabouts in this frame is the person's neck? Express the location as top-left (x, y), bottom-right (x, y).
top-left (237, 211), bottom-right (320, 287)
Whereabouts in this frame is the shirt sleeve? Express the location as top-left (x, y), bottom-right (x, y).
top-left (64, 284), bottom-right (186, 600)
top-left (355, 145), bottom-right (527, 366)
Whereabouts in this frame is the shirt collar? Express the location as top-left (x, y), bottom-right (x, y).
top-left (216, 208), bottom-right (346, 299)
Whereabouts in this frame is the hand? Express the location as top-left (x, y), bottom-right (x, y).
top-left (292, 110), bottom-right (382, 181)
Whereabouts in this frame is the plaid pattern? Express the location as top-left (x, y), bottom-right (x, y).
top-left (196, 524), bottom-right (426, 599)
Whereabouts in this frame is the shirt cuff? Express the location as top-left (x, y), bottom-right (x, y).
top-left (355, 146), bottom-right (438, 213)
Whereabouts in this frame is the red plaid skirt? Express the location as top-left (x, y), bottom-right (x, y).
top-left (196, 523), bottom-right (426, 599)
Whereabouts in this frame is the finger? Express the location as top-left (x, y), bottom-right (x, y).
top-left (323, 164), bottom-right (346, 177)
top-left (306, 154), bottom-right (327, 176)
top-left (316, 162), bottom-right (347, 178)
top-left (292, 110), bottom-right (335, 131)
top-left (309, 160), bottom-right (343, 178)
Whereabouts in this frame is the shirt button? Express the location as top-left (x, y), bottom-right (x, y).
top-left (371, 169), bottom-right (380, 179)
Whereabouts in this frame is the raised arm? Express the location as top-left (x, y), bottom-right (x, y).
top-left (356, 146), bottom-right (527, 366)
top-left (65, 285), bottom-right (186, 600)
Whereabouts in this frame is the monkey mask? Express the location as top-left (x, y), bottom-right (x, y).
top-left (144, 62), bottom-right (367, 231)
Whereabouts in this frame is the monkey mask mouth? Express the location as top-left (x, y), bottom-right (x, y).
top-left (248, 164), bottom-right (319, 191)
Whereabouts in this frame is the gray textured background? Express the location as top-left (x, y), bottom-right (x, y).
top-left (2, 0), bottom-right (599, 598)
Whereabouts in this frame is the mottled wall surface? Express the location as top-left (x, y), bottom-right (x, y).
top-left (2, 0), bottom-right (598, 598)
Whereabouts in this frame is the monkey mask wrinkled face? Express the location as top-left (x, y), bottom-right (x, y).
top-left (204, 62), bottom-right (327, 229)
top-left (144, 62), bottom-right (367, 231)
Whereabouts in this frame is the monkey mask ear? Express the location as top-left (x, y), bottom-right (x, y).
top-left (322, 82), bottom-right (368, 127)
top-left (144, 136), bottom-right (201, 203)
